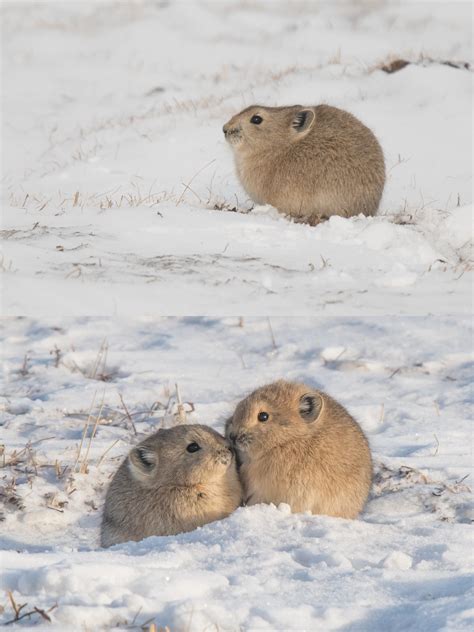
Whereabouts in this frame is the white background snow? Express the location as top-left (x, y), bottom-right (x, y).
top-left (1, 1), bottom-right (473, 631)
top-left (1, 0), bottom-right (472, 315)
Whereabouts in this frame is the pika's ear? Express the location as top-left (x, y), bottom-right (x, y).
top-left (291, 109), bottom-right (315, 134)
top-left (299, 393), bottom-right (323, 422)
top-left (128, 446), bottom-right (158, 481)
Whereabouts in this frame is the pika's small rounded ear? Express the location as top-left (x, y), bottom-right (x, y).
top-left (128, 446), bottom-right (158, 480)
top-left (299, 393), bottom-right (323, 422)
top-left (291, 109), bottom-right (315, 135)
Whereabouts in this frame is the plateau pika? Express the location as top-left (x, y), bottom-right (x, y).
top-left (226, 380), bottom-right (372, 519)
top-left (101, 425), bottom-right (242, 547)
top-left (223, 104), bottom-right (385, 224)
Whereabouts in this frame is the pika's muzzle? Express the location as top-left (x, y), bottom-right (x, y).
top-left (223, 123), bottom-right (242, 141)
top-left (216, 446), bottom-right (234, 466)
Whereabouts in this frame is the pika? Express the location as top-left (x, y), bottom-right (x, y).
top-left (101, 425), bottom-right (242, 547)
top-left (223, 104), bottom-right (385, 224)
top-left (226, 380), bottom-right (372, 519)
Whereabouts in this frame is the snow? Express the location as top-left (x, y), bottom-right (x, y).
top-left (1, 1), bottom-right (473, 630)
top-left (1, 0), bottom-right (472, 316)
top-left (1, 315), bottom-right (472, 630)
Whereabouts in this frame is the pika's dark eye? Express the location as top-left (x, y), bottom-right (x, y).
top-left (258, 411), bottom-right (269, 422)
top-left (250, 115), bottom-right (263, 125)
top-left (186, 442), bottom-right (201, 453)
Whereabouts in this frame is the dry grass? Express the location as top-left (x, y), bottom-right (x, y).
top-left (373, 461), bottom-right (472, 522)
top-left (0, 436), bottom-right (56, 471)
top-left (74, 390), bottom-right (105, 474)
top-left (63, 338), bottom-right (118, 383)
top-left (0, 255), bottom-right (16, 273)
top-left (118, 393), bottom-right (138, 435)
top-left (114, 607), bottom-right (172, 632)
top-left (371, 53), bottom-right (471, 74)
top-left (0, 478), bottom-right (25, 521)
top-left (210, 198), bottom-right (253, 215)
top-left (452, 240), bottom-right (473, 277)
top-left (8, 186), bottom-right (173, 213)
top-left (0, 435), bottom-right (75, 524)
top-left (7, 183), bottom-right (254, 216)
top-left (69, 383), bottom-right (194, 476)
top-left (2, 1), bottom-right (158, 36)
top-left (4, 591), bottom-right (57, 626)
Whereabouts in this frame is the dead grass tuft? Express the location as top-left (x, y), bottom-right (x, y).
top-left (8, 187), bottom-right (172, 213)
top-left (373, 461), bottom-right (472, 522)
top-left (0, 478), bottom-right (25, 521)
top-left (372, 54), bottom-right (472, 74)
top-left (64, 338), bottom-right (118, 382)
top-left (4, 591), bottom-right (57, 626)
top-left (74, 390), bottom-right (106, 474)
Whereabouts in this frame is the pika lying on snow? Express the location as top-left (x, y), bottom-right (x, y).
top-left (223, 104), bottom-right (385, 224)
top-left (101, 425), bottom-right (242, 547)
top-left (226, 380), bottom-right (372, 519)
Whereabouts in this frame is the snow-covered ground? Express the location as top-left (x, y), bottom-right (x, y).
top-left (1, 2), bottom-right (473, 631)
top-left (1, 1), bottom-right (472, 315)
top-left (1, 316), bottom-right (473, 630)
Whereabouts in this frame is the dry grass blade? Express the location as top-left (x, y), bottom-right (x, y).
top-left (119, 393), bottom-right (137, 435)
top-left (19, 354), bottom-right (30, 377)
top-left (267, 317), bottom-right (277, 351)
top-left (4, 593), bottom-right (58, 626)
top-left (172, 383), bottom-right (195, 426)
top-left (1, 436), bottom-right (56, 469)
top-left (74, 389), bottom-right (97, 472)
top-left (80, 390), bottom-right (106, 473)
top-left (89, 338), bottom-right (109, 380)
top-left (96, 438), bottom-right (121, 468)
top-left (175, 383), bottom-right (186, 424)
top-left (379, 403), bottom-right (385, 424)
top-left (176, 159), bottom-right (216, 206)
top-left (7, 591), bottom-right (27, 620)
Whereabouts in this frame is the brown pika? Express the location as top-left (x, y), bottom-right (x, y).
top-left (223, 104), bottom-right (385, 224)
top-left (101, 425), bottom-right (242, 547)
top-left (225, 380), bottom-right (372, 519)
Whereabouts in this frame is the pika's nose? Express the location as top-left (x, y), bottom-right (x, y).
top-left (222, 124), bottom-right (229, 135)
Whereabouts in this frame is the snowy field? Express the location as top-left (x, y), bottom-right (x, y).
top-left (1, 315), bottom-right (473, 630)
top-left (1, 0), bottom-right (473, 316)
top-left (1, 1), bottom-right (473, 631)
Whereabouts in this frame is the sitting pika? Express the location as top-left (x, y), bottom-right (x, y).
top-left (223, 104), bottom-right (385, 224)
top-left (226, 380), bottom-right (372, 519)
top-left (101, 425), bottom-right (242, 547)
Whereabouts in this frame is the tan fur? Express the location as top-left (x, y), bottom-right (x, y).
top-left (225, 380), bottom-right (372, 519)
top-left (101, 425), bottom-right (242, 547)
top-left (223, 104), bottom-right (385, 223)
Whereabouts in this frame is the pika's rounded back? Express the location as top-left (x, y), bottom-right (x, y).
top-left (226, 380), bottom-right (372, 519)
top-left (101, 424), bottom-right (242, 547)
top-left (223, 104), bottom-right (385, 223)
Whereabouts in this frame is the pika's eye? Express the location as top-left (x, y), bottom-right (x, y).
top-left (186, 442), bottom-right (201, 453)
top-left (250, 115), bottom-right (263, 125)
top-left (257, 411), bottom-right (269, 422)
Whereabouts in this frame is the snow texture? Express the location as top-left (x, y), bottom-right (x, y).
top-left (1, 0), bottom-right (472, 316)
top-left (1, 315), bottom-right (473, 630)
top-left (1, 1), bottom-right (473, 630)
